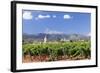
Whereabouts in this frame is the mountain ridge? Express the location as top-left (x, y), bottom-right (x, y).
top-left (23, 33), bottom-right (90, 43)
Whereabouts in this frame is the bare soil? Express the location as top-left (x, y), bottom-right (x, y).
top-left (22, 55), bottom-right (91, 63)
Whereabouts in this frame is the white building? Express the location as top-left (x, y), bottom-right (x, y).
top-left (43, 35), bottom-right (47, 43)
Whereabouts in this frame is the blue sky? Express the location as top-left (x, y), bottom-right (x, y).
top-left (22, 10), bottom-right (91, 35)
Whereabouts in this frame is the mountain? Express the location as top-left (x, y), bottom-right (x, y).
top-left (23, 33), bottom-right (90, 43)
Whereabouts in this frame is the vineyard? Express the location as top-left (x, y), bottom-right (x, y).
top-left (22, 41), bottom-right (91, 63)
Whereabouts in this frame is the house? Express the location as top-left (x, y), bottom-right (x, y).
top-left (60, 38), bottom-right (70, 42)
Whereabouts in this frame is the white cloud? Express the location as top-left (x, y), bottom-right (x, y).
top-left (45, 28), bottom-right (63, 34)
top-left (35, 14), bottom-right (50, 20)
top-left (53, 15), bottom-right (56, 18)
top-left (64, 14), bottom-right (71, 19)
top-left (48, 30), bottom-right (63, 34)
top-left (23, 11), bottom-right (33, 20)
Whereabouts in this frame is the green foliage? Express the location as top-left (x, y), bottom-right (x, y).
top-left (23, 41), bottom-right (91, 60)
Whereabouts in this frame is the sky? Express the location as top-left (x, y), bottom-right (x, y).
top-left (22, 10), bottom-right (91, 35)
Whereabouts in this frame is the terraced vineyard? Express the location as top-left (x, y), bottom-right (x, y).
top-left (22, 41), bottom-right (91, 63)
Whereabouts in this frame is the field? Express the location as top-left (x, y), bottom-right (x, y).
top-left (22, 41), bottom-right (91, 63)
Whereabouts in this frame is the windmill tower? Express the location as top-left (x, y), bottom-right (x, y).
top-left (44, 35), bottom-right (47, 43)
